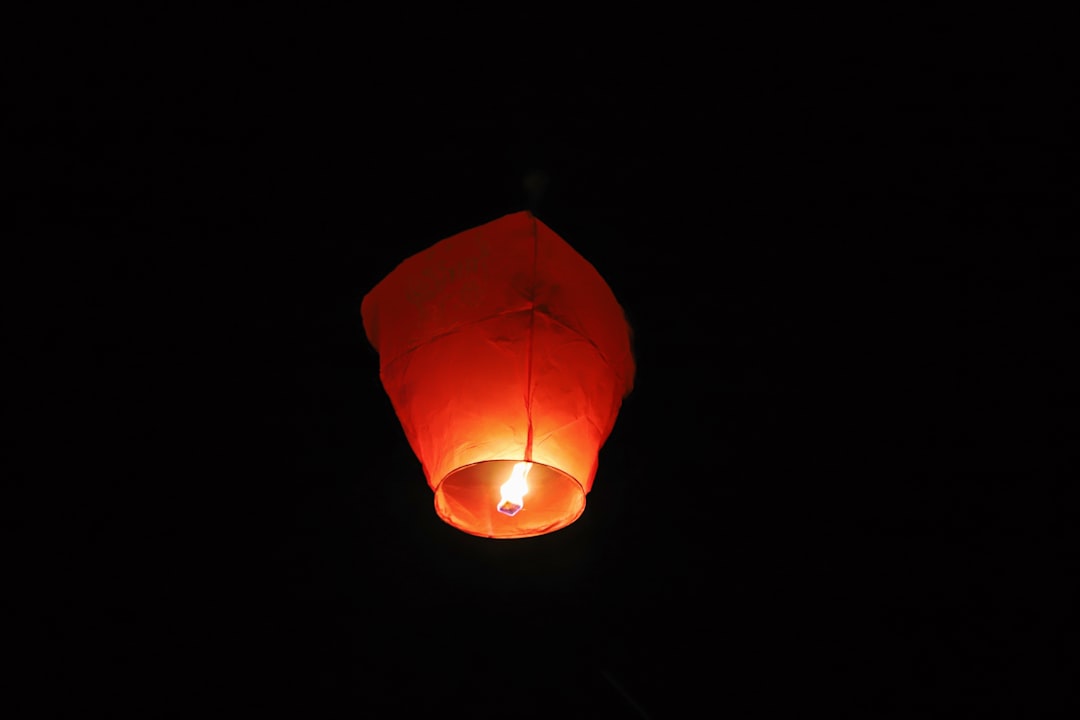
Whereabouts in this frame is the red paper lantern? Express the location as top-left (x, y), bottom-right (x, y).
top-left (362, 211), bottom-right (635, 538)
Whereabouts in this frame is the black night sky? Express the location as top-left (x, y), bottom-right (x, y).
top-left (15, 12), bottom-right (1077, 718)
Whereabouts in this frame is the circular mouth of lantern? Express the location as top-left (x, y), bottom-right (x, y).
top-left (433, 460), bottom-right (586, 539)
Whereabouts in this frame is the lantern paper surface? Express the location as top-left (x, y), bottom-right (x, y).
top-left (362, 212), bottom-right (634, 538)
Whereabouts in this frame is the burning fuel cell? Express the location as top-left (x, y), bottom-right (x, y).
top-left (497, 462), bottom-right (531, 516)
top-left (497, 498), bottom-right (524, 516)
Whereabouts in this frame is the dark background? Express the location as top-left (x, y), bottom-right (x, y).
top-left (13, 11), bottom-right (1077, 718)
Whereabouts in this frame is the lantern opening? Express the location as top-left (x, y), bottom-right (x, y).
top-left (434, 460), bottom-right (585, 539)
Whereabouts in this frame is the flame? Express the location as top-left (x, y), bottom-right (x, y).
top-left (497, 462), bottom-right (531, 516)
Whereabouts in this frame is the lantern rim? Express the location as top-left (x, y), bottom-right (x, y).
top-left (432, 459), bottom-right (587, 539)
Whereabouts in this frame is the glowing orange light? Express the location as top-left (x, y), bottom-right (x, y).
top-left (361, 211), bottom-right (634, 538)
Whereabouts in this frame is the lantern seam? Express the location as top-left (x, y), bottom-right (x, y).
top-left (523, 213), bottom-right (539, 462)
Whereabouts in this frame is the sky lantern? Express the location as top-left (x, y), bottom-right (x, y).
top-left (362, 211), bottom-right (635, 538)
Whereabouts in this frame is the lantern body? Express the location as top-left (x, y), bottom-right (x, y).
top-left (362, 212), bottom-right (634, 538)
